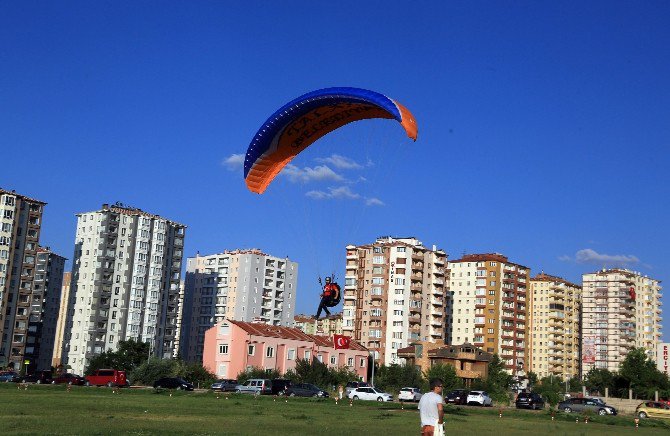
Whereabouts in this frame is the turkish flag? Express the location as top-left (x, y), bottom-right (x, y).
top-left (333, 334), bottom-right (351, 349)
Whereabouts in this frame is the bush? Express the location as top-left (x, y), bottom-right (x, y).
top-left (129, 358), bottom-right (216, 387)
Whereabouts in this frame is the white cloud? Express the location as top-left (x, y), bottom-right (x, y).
top-left (222, 153), bottom-right (245, 171)
top-left (305, 186), bottom-right (385, 207)
top-left (305, 185), bottom-right (360, 200)
top-left (314, 154), bottom-right (363, 170)
top-left (281, 164), bottom-right (344, 183)
top-left (365, 197), bottom-right (385, 207)
top-left (559, 248), bottom-right (640, 267)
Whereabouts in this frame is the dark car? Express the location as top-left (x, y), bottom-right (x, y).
top-left (52, 373), bottom-right (86, 385)
top-left (0, 371), bottom-right (20, 382)
top-left (153, 377), bottom-right (194, 391)
top-left (516, 392), bottom-right (545, 410)
top-left (557, 397), bottom-right (617, 415)
top-left (271, 378), bottom-right (293, 395)
top-left (445, 389), bottom-right (469, 405)
top-left (21, 370), bottom-right (52, 384)
top-left (285, 383), bottom-right (330, 398)
top-left (210, 379), bottom-right (238, 392)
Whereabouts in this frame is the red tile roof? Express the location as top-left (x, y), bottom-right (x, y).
top-left (228, 320), bottom-right (367, 351)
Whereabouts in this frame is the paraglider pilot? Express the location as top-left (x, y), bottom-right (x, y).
top-left (315, 276), bottom-right (340, 319)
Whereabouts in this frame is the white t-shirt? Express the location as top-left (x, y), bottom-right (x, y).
top-left (418, 391), bottom-right (443, 426)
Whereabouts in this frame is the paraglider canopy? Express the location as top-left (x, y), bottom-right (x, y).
top-left (244, 87), bottom-right (418, 194)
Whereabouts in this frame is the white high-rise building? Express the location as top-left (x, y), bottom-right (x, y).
top-left (62, 203), bottom-right (186, 374)
top-left (342, 236), bottom-right (448, 366)
top-left (581, 268), bottom-right (662, 373)
top-left (0, 188), bottom-right (46, 371)
top-left (180, 250), bottom-right (298, 363)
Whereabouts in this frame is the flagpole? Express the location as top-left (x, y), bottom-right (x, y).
top-left (371, 351), bottom-right (375, 386)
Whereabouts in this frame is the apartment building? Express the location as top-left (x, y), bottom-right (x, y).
top-left (62, 203), bottom-right (185, 374)
top-left (52, 271), bottom-right (71, 367)
top-left (529, 273), bottom-right (581, 380)
top-left (294, 313), bottom-right (343, 336)
top-left (581, 268), bottom-right (662, 373)
top-left (180, 250), bottom-right (298, 363)
top-left (32, 247), bottom-right (66, 370)
top-left (203, 320), bottom-right (368, 381)
top-left (447, 253), bottom-right (530, 376)
top-left (0, 188), bottom-right (46, 371)
top-left (342, 236), bottom-right (447, 366)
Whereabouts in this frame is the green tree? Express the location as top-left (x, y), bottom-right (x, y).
top-left (375, 363), bottom-right (424, 394)
top-left (619, 348), bottom-right (670, 398)
top-left (527, 371), bottom-right (538, 389)
top-left (568, 376), bottom-right (583, 393)
top-left (423, 364), bottom-right (460, 392)
top-left (85, 340), bottom-right (150, 375)
top-left (535, 376), bottom-right (563, 406)
top-left (236, 366), bottom-right (281, 385)
top-left (484, 354), bottom-right (513, 403)
top-left (129, 357), bottom-right (178, 385)
top-left (584, 368), bottom-right (614, 395)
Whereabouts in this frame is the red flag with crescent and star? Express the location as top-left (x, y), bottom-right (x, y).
top-left (333, 334), bottom-right (351, 350)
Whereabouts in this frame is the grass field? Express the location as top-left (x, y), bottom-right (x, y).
top-left (0, 384), bottom-right (668, 435)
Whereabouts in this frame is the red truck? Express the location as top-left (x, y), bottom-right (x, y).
top-left (85, 369), bottom-right (128, 387)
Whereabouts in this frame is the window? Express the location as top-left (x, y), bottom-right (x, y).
top-left (360, 358), bottom-right (366, 367)
top-left (330, 356), bottom-right (336, 365)
top-left (219, 344), bottom-right (229, 354)
top-left (266, 347), bottom-right (274, 358)
top-left (248, 345), bottom-right (255, 355)
top-left (304, 350), bottom-right (311, 359)
top-left (397, 247), bottom-right (406, 253)
top-left (287, 349), bottom-right (295, 360)
top-left (347, 357), bottom-right (354, 367)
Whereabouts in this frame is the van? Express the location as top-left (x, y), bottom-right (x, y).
top-left (85, 369), bottom-right (128, 387)
top-left (271, 378), bottom-right (292, 395)
top-left (234, 378), bottom-right (272, 395)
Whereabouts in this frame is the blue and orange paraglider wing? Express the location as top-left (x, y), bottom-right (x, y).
top-left (244, 87), bottom-right (418, 194)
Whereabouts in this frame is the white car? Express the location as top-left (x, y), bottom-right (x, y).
top-left (398, 387), bottom-right (423, 402)
top-left (467, 391), bottom-right (493, 406)
top-left (348, 387), bottom-right (394, 402)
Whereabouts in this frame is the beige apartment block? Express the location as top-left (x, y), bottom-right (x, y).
top-left (294, 313), bottom-right (343, 336)
top-left (529, 273), bottom-right (581, 380)
top-left (342, 236), bottom-right (447, 366)
top-left (52, 271), bottom-right (71, 367)
top-left (581, 268), bottom-right (662, 373)
top-left (0, 189), bottom-right (46, 371)
top-left (447, 253), bottom-right (530, 377)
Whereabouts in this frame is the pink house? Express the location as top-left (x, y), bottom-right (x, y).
top-left (203, 320), bottom-right (369, 381)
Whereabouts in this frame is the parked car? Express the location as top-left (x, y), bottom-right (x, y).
top-left (153, 377), bottom-right (194, 391)
top-left (235, 378), bottom-right (272, 395)
top-left (285, 383), bottom-right (329, 398)
top-left (466, 391), bottom-right (493, 406)
top-left (445, 389), bottom-right (469, 405)
top-left (271, 378), bottom-right (293, 395)
top-left (210, 379), bottom-right (238, 392)
top-left (398, 387), bottom-right (423, 402)
top-left (20, 370), bottom-right (52, 384)
top-left (52, 373), bottom-right (86, 385)
top-left (345, 381), bottom-right (369, 397)
top-left (515, 392), bottom-right (545, 410)
top-left (636, 401), bottom-right (670, 420)
top-left (557, 397), bottom-right (617, 415)
top-left (85, 369), bottom-right (128, 387)
top-left (348, 387), bottom-right (393, 402)
top-left (0, 371), bottom-right (19, 382)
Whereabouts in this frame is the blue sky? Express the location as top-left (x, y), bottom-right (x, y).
top-left (2, 2), bottom-right (669, 335)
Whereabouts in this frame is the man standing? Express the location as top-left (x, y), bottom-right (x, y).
top-left (418, 378), bottom-right (444, 435)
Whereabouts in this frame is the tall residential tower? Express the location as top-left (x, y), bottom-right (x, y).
top-left (529, 273), bottom-right (581, 379)
top-left (447, 253), bottom-right (530, 376)
top-left (62, 203), bottom-right (186, 374)
top-left (180, 250), bottom-right (298, 363)
top-left (581, 268), bottom-right (662, 373)
top-left (342, 237), bottom-right (448, 366)
top-left (0, 189), bottom-right (46, 371)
